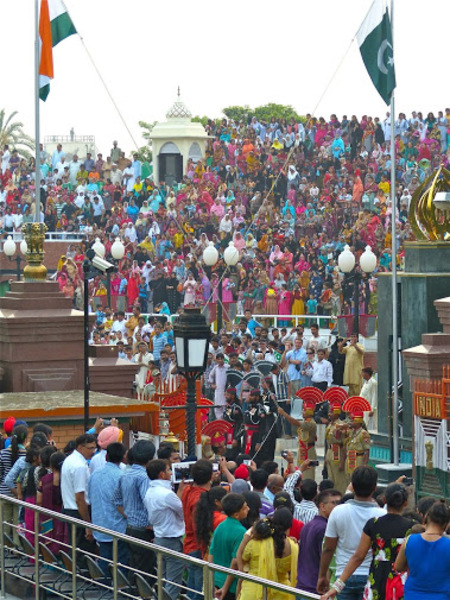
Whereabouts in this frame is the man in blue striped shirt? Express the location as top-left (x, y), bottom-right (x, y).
top-left (113, 440), bottom-right (155, 576)
top-left (151, 322), bottom-right (168, 365)
top-left (89, 443), bottom-right (129, 574)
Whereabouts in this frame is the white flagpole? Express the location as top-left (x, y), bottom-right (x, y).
top-left (390, 0), bottom-right (399, 466)
top-left (34, 0), bottom-right (41, 224)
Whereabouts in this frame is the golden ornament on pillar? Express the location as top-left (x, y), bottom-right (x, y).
top-left (425, 440), bottom-right (434, 471)
top-left (409, 165), bottom-right (450, 241)
top-left (21, 222), bottom-right (48, 281)
top-left (164, 432), bottom-right (179, 449)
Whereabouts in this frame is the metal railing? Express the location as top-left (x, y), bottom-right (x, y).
top-left (44, 135), bottom-right (96, 144)
top-left (0, 494), bottom-right (319, 600)
top-left (1, 232), bottom-right (84, 243)
top-left (124, 311), bottom-right (336, 330)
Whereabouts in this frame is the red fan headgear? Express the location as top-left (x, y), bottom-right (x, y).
top-left (342, 396), bottom-right (372, 422)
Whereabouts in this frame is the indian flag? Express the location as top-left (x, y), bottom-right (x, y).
top-left (39, 0), bottom-right (76, 101)
top-left (356, 0), bottom-right (396, 105)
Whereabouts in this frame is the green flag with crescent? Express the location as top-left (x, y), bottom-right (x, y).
top-left (357, 0), bottom-right (396, 105)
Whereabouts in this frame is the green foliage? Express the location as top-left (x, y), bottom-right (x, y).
top-left (137, 120), bottom-right (157, 163)
top-left (222, 103), bottom-right (306, 124)
top-left (0, 109), bottom-right (34, 160)
top-left (191, 115), bottom-right (210, 127)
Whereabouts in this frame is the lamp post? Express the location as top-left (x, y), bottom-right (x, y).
top-left (3, 236), bottom-right (28, 281)
top-left (202, 241), bottom-right (239, 333)
top-left (338, 245), bottom-right (377, 335)
top-left (110, 238), bottom-right (125, 309)
top-left (82, 246), bottom-right (120, 431)
top-left (92, 237), bottom-right (124, 308)
top-left (173, 308), bottom-right (211, 456)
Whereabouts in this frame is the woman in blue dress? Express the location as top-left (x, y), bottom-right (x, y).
top-left (394, 500), bottom-right (450, 599)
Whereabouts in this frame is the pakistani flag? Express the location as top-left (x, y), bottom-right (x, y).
top-left (356, 0), bottom-right (396, 105)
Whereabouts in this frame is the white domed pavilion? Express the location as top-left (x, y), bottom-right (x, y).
top-left (150, 89), bottom-right (209, 187)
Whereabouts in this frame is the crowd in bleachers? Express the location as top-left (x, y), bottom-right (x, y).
top-left (1, 109), bottom-right (449, 326)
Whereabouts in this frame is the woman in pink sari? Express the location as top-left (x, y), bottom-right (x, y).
top-left (233, 231), bottom-right (245, 254)
top-left (352, 173), bottom-right (364, 203)
top-left (278, 284), bottom-right (292, 327)
top-left (294, 253), bottom-right (310, 273)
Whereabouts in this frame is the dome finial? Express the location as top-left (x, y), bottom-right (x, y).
top-left (177, 85), bottom-right (180, 97)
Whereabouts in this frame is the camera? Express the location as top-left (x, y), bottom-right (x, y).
top-left (92, 255), bottom-right (116, 273)
top-left (281, 450), bottom-right (289, 459)
top-left (242, 459), bottom-right (252, 466)
top-left (309, 460), bottom-right (319, 467)
top-left (102, 418), bottom-right (112, 426)
top-left (403, 477), bottom-right (414, 486)
top-left (172, 461), bottom-right (196, 484)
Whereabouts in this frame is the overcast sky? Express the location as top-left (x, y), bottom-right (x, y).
top-left (1, 0), bottom-right (448, 156)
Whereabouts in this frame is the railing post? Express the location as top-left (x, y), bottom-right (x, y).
top-left (112, 536), bottom-right (118, 600)
top-left (34, 510), bottom-right (40, 600)
top-left (0, 499), bottom-right (6, 600)
top-left (157, 551), bottom-right (163, 600)
top-left (262, 583), bottom-right (268, 600)
top-left (203, 563), bottom-right (213, 600)
top-left (71, 523), bottom-right (77, 599)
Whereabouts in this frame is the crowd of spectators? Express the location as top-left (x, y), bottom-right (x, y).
top-left (1, 109), bottom-right (449, 329)
top-left (0, 418), bottom-right (449, 600)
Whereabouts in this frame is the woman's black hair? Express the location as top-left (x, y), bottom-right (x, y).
top-left (25, 445), bottom-right (40, 465)
top-left (38, 445), bottom-right (57, 481)
top-left (10, 425), bottom-right (28, 465)
top-left (385, 483), bottom-right (408, 510)
top-left (240, 492), bottom-right (261, 529)
top-left (425, 500), bottom-right (450, 528)
top-left (195, 486), bottom-right (228, 551)
top-left (50, 452), bottom-right (65, 472)
top-left (273, 491), bottom-right (294, 513)
top-left (253, 507), bottom-right (292, 559)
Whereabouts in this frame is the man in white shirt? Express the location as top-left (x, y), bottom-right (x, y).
top-left (144, 459), bottom-right (185, 600)
top-left (306, 324), bottom-right (328, 354)
top-left (61, 434), bottom-right (97, 565)
top-left (68, 155), bottom-right (82, 185)
top-left (111, 311), bottom-right (127, 336)
top-left (122, 161), bottom-right (135, 192)
top-left (317, 466), bottom-right (385, 598)
top-left (382, 111), bottom-right (391, 141)
top-left (310, 349), bottom-right (333, 392)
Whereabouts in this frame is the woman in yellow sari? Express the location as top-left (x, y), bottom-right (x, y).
top-left (237, 508), bottom-right (298, 600)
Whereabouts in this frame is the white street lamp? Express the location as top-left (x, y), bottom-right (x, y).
top-left (360, 245), bottom-right (377, 273)
top-left (202, 241), bottom-right (219, 267)
top-left (223, 241), bottom-right (239, 266)
top-left (20, 240), bottom-right (28, 255)
top-left (3, 236), bottom-right (16, 257)
top-left (92, 237), bottom-right (106, 258)
top-left (111, 237), bottom-right (125, 260)
top-left (337, 244), bottom-right (356, 273)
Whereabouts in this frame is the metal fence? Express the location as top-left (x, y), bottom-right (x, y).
top-left (0, 494), bottom-right (319, 600)
top-left (1, 232), bottom-right (84, 244)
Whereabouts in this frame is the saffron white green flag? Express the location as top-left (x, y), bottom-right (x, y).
top-left (356, 0), bottom-right (396, 105)
top-left (39, 0), bottom-right (76, 101)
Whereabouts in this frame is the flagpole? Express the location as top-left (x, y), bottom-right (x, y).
top-left (390, 0), bottom-right (399, 467)
top-left (34, 0), bottom-right (41, 224)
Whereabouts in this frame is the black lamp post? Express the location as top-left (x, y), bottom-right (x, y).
top-left (83, 247), bottom-right (118, 431)
top-left (338, 244), bottom-right (377, 335)
top-left (202, 241), bottom-right (239, 334)
top-left (3, 236), bottom-right (27, 281)
top-left (173, 308), bottom-right (211, 456)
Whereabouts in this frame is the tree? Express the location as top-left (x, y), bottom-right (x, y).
top-left (0, 109), bottom-right (34, 159)
top-left (191, 115), bottom-right (211, 127)
top-left (222, 105), bottom-right (254, 123)
top-left (137, 120), bottom-right (157, 163)
top-left (222, 103), bottom-right (305, 124)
